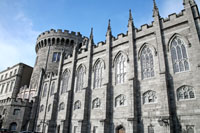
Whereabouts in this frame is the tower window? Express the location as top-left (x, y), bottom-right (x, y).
top-left (177, 85), bottom-right (195, 101)
top-left (52, 52), bottom-right (61, 62)
top-left (13, 109), bottom-right (20, 115)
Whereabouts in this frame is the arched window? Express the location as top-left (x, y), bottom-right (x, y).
top-left (116, 125), bottom-right (125, 133)
top-left (42, 84), bottom-right (47, 97)
top-left (40, 105), bottom-right (44, 112)
top-left (177, 86), bottom-right (195, 101)
top-left (74, 100), bottom-right (81, 110)
top-left (92, 98), bottom-right (101, 109)
top-left (141, 46), bottom-right (154, 79)
top-left (59, 102), bottom-right (65, 111)
top-left (9, 122), bottom-right (17, 131)
top-left (143, 90), bottom-right (157, 104)
top-left (61, 70), bottom-right (70, 94)
top-left (115, 53), bottom-right (126, 84)
top-left (94, 61), bottom-right (104, 88)
top-left (115, 94), bottom-right (126, 107)
top-left (76, 66), bottom-right (84, 92)
top-left (48, 104), bottom-right (51, 112)
top-left (50, 82), bottom-right (55, 96)
top-left (171, 37), bottom-right (189, 73)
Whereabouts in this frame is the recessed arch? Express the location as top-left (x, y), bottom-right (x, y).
top-left (113, 51), bottom-right (129, 67)
top-left (138, 43), bottom-right (157, 60)
top-left (61, 38), bottom-right (65, 45)
top-left (93, 58), bottom-right (106, 71)
top-left (167, 33), bottom-right (190, 52)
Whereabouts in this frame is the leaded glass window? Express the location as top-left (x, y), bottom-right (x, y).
top-left (143, 90), bottom-right (157, 104)
top-left (42, 84), bottom-right (47, 97)
top-left (61, 70), bottom-right (70, 94)
top-left (50, 82), bottom-right (55, 96)
top-left (74, 100), bottom-right (81, 110)
top-left (92, 98), bottom-right (101, 109)
top-left (141, 46), bottom-right (154, 79)
top-left (115, 94), bottom-right (126, 107)
top-left (115, 54), bottom-right (126, 84)
top-left (177, 86), bottom-right (195, 101)
top-left (171, 37), bottom-right (189, 73)
top-left (76, 66), bottom-right (84, 92)
top-left (94, 61), bottom-right (103, 88)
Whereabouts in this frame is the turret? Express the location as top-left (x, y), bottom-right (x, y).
top-left (30, 29), bottom-right (84, 96)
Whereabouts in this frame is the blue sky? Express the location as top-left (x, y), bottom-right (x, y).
top-left (0, 0), bottom-right (199, 71)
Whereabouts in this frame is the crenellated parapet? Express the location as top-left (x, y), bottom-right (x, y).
top-left (0, 97), bottom-right (33, 107)
top-left (35, 29), bottom-right (84, 53)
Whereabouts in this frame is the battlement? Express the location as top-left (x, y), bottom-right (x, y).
top-left (0, 97), bottom-right (32, 106)
top-left (35, 29), bottom-right (84, 53)
top-left (37, 29), bottom-right (82, 41)
top-left (136, 22), bottom-right (154, 33)
top-left (161, 9), bottom-right (185, 23)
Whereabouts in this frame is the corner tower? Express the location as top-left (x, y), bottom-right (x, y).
top-left (29, 29), bottom-right (84, 97)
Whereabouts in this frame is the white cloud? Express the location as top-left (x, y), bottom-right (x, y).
top-left (0, 6), bottom-right (40, 71)
top-left (160, 0), bottom-right (200, 18)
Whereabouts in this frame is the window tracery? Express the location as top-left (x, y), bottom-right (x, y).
top-left (115, 54), bottom-right (126, 84)
top-left (76, 66), bottom-right (84, 92)
top-left (171, 37), bottom-right (189, 73)
top-left (115, 94), bottom-right (126, 107)
top-left (177, 86), bottom-right (195, 100)
top-left (94, 61), bottom-right (103, 88)
top-left (141, 46), bottom-right (154, 79)
top-left (61, 70), bottom-right (70, 94)
top-left (74, 100), bottom-right (81, 110)
top-left (92, 98), bottom-right (101, 109)
top-left (143, 90), bottom-right (157, 104)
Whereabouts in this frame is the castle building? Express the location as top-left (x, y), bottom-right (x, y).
top-left (1, 0), bottom-right (200, 133)
top-left (0, 63), bottom-right (33, 131)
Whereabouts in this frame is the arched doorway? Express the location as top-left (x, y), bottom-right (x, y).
top-left (9, 122), bottom-right (17, 131)
top-left (116, 125), bottom-right (125, 133)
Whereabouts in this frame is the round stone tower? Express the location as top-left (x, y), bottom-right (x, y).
top-left (29, 29), bottom-right (84, 96)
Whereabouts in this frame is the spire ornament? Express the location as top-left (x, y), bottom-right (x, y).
top-left (153, 0), bottom-right (160, 17)
top-left (106, 19), bottom-right (112, 36)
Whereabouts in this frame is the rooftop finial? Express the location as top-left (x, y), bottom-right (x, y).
top-left (90, 27), bottom-right (93, 39)
top-left (108, 19), bottom-right (111, 31)
top-left (153, 0), bottom-right (159, 17)
top-left (129, 9), bottom-right (133, 21)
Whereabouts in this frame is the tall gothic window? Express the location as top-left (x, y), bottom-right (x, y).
top-left (177, 86), bottom-right (195, 101)
top-left (76, 66), bottom-right (84, 92)
top-left (171, 37), bottom-right (189, 73)
top-left (115, 53), bottom-right (126, 84)
top-left (94, 60), bottom-right (103, 88)
top-left (143, 90), bottom-right (157, 104)
top-left (141, 46), bottom-right (154, 79)
top-left (92, 98), bottom-right (101, 109)
top-left (61, 70), bottom-right (70, 94)
top-left (42, 84), bottom-right (47, 97)
top-left (115, 94), bottom-right (126, 107)
top-left (74, 100), bottom-right (81, 110)
top-left (50, 82), bottom-right (55, 96)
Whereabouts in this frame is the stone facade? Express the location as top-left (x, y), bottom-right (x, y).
top-left (31, 1), bottom-right (200, 133)
top-left (1, 0), bottom-right (200, 133)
